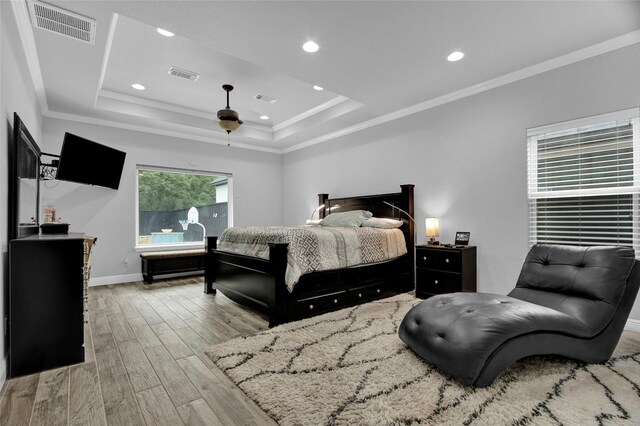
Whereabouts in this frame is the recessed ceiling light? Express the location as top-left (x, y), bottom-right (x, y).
top-left (131, 83), bottom-right (146, 90)
top-left (260, 115), bottom-right (269, 120)
top-left (313, 85), bottom-right (324, 91)
top-left (447, 51), bottom-right (464, 62)
top-left (157, 28), bottom-right (174, 37)
top-left (303, 41), bottom-right (319, 53)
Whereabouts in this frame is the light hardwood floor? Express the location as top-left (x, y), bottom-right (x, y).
top-left (0, 276), bottom-right (278, 426)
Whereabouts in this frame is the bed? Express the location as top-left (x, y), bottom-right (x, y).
top-left (204, 184), bottom-right (415, 326)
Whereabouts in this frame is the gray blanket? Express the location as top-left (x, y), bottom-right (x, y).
top-left (217, 226), bottom-right (407, 291)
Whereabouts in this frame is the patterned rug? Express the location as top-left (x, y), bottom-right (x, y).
top-left (205, 294), bottom-right (640, 425)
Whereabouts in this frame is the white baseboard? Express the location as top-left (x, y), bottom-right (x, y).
top-left (89, 273), bottom-right (142, 286)
top-left (625, 318), bottom-right (640, 333)
top-left (88, 271), bottom-right (203, 287)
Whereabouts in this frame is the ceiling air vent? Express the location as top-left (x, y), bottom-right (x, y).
top-left (255, 93), bottom-right (279, 104)
top-left (168, 67), bottom-right (200, 82)
top-left (28, 1), bottom-right (96, 45)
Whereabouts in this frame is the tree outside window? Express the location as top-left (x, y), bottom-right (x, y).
top-left (137, 168), bottom-right (230, 247)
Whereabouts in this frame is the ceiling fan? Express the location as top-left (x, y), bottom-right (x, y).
top-left (217, 84), bottom-right (243, 135)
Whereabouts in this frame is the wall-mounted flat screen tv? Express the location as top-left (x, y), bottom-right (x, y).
top-left (56, 133), bottom-right (126, 190)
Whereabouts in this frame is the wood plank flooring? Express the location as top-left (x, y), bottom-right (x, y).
top-left (0, 277), bottom-right (277, 426)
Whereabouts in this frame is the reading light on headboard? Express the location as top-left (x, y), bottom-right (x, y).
top-left (383, 201), bottom-right (414, 223)
top-left (310, 205), bottom-right (326, 219)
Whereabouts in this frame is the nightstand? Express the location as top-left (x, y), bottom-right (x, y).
top-left (415, 245), bottom-right (477, 298)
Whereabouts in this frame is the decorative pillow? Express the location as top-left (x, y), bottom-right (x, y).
top-left (361, 217), bottom-right (404, 229)
top-left (320, 210), bottom-right (373, 227)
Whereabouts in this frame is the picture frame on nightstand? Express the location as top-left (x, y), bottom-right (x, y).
top-left (454, 231), bottom-right (470, 246)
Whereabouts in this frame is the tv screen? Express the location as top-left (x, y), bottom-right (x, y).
top-left (56, 133), bottom-right (126, 190)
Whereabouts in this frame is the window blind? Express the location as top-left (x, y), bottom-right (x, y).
top-left (527, 110), bottom-right (640, 256)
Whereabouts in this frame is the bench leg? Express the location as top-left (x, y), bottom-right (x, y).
top-left (204, 279), bottom-right (216, 294)
top-left (143, 273), bottom-right (153, 284)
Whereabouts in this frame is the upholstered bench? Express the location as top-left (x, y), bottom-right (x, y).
top-left (140, 249), bottom-right (205, 283)
top-left (399, 244), bottom-right (640, 387)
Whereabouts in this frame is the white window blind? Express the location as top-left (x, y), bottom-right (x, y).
top-left (527, 108), bottom-right (640, 256)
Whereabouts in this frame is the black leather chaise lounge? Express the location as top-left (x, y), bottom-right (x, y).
top-left (399, 244), bottom-right (640, 387)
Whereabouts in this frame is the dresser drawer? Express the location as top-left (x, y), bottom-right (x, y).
top-left (296, 291), bottom-right (347, 318)
top-left (416, 249), bottom-right (460, 272)
top-left (416, 268), bottom-right (461, 295)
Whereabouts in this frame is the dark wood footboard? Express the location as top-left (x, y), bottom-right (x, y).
top-left (204, 184), bottom-right (415, 327)
top-left (205, 236), bottom-right (410, 327)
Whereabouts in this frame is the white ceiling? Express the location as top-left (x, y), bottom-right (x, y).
top-left (15, 0), bottom-right (640, 153)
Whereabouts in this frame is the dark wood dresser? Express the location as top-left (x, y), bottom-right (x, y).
top-left (415, 245), bottom-right (477, 299)
top-left (8, 233), bottom-right (85, 378)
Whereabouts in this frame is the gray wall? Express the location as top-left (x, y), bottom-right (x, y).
top-left (282, 43), bottom-right (640, 321)
top-left (1, 1), bottom-right (45, 388)
top-left (40, 119), bottom-right (283, 282)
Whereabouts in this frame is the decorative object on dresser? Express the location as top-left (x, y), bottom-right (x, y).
top-left (425, 217), bottom-right (440, 245)
top-left (140, 249), bottom-right (206, 283)
top-left (415, 244), bottom-right (476, 298)
top-left (205, 184), bottom-right (415, 327)
top-left (400, 244), bottom-right (640, 388)
top-left (8, 234), bottom-right (86, 378)
top-left (206, 293), bottom-right (640, 425)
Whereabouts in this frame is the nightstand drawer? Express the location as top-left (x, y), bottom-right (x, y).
top-left (416, 249), bottom-right (461, 272)
top-left (416, 269), bottom-right (460, 295)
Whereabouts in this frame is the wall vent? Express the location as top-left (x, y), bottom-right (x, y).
top-left (168, 67), bottom-right (200, 82)
top-left (255, 93), bottom-right (279, 104)
top-left (28, 1), bottom-right (96, 45)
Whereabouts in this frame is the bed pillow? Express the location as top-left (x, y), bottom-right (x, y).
top-left (320, 210), bottom-right (373, 227)
top-left (361, 217), bottom-right (404, 229)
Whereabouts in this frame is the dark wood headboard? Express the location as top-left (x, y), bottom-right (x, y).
top-left (317, 184), bottom-right (415, 256)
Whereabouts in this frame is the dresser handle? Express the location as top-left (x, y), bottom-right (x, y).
top-left (358, 293), bottom-right (362, 298)
top-left (309, 304), bottom-right (314, 310)
top-left (434, 280), bottom-right (439, 285)
top-left (445, 259), bottom-right (450, 263)
top-left (376, 289), bottom-right (381, 293)
top-left (423, 256), bottom-right (427, 260)
top-left (334, 299), bottom-right (338, 304)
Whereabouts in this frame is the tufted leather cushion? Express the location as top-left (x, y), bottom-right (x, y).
top-left (399, 244), bottom-right (639, 387)
top-left (399, 292), bottom-right (593, 385)
top-left (509, 245), bottom-right (635, 334)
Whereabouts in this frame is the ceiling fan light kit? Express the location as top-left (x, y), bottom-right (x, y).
top-left (217, 84), bottom-right (243, 134)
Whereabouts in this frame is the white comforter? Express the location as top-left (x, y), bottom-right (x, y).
top-left (216, 226), bottom-right (407, 292)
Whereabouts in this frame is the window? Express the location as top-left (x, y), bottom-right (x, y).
top-left (527, 108), bottom-right (640, 256)
top-left (136, 166), bottom-right (231, 248)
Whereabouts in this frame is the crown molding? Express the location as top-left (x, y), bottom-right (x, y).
top-left (12, 0), bottom-right (640, 157)
top-left (97, 89), bottom-right (273, 134)
top-left (43, 110), bottom-right (282, 154)
top-left (281, 29), bottom-right (640, 154)
top-left (272, 96), bottom-right (351, 132)
top-left (11, 0), bottom-right (49, 114)
top-left (94, 13), bottom-right (119, 106)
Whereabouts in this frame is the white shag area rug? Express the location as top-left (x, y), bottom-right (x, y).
top-left (205, 294), bottom-right (640, 425)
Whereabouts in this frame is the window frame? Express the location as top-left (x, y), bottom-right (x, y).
top-left (527, 107), bottom-right (640, 256)
top-left (134, 164), bottom-right (233, 252)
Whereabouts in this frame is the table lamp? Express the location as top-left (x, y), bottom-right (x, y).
top-left (425, 217), bottom-right (440, 245)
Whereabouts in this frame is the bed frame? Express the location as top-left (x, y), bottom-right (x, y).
top-left (204, 184), bottom-right (415, 327)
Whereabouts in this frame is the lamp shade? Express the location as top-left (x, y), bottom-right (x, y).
top-left (425, 217), bottom-right (440, 238)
